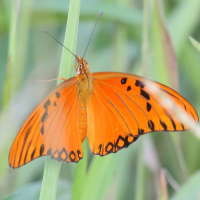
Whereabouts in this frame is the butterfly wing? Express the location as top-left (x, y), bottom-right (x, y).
top-left (9, 77), bottom-right (83, 168)
top-left (87, 72), bottom-right (199, 156)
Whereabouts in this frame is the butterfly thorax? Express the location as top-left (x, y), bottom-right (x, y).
top-left (75, 56), bottom-right (94, 98)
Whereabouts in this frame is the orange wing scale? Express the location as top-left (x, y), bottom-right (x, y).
top-left (9, 77), bottom-right (83, 168)
top-left (87, 72), bottom-right (199, 156)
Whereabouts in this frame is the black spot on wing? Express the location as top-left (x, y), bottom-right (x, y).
top-left (77, 149), bottom-right (83, 159)
top-left (40, 144), bottom-right (44, 156)
top-left (54, 101), bottom-right (57, 106)
top-left (41, 110), bottom-right (48, 123)
top-left (97, 144), bottom-right (102, 155)
top-left (140, 89), bottom-right (150, 100)
top-left (41, 125), bottom-right (44, 135)
top-left (47, 148), bottom-right (52, 155)
top-left (148, 120), bottom-right (155, 131)
top-left (121, 78), bottom-right (127, 84)
top-left (135, 80), bottom-right (145, 89)
top-left (116, 136), bottom-right (125, 150)
top-left (69, 151), bottom-right (76, 162)
top-left (181, 123), bottom-right (185, 130)
top-left (105, 142), bottom-right (114, 154)
top-left (44, 99), bottom-right (51, 109)
top-left (138, 128), bottom-right (144, 135)
top-left (127, 86), bottom-right (131, 91)
top-left (31, 148), bottom-right (36, 160)
top-left (56, 92), bottom-right (60, 98)
top-left (160, 120), bottom-right (167, 131)
top-left (147, 102), bottom-right (151, 112)
top-left (165, 111), bottom-right (176, 131)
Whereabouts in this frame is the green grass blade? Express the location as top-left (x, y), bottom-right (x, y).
top-left (39, 1), bottom-right (81, 200)
top-left (39, 158), bottom-right (61, 200)
top-left (58, 0), bottom-right (81, 82)
top-left (1, 0), bottom-right (32, 185)
top-left (134, 0), bottom-right (153, 199)
top-left (135, 139), bottom-right (145, 200)
top-left (71, 141), bottom-right (87, 200)
top-left (171, 170), bottom-right (200, 200)
top-left (152, 0), bottom-right (178, 89)
top-left (80, 155), bottom-right (117, 200)
top-left (188, 36), bottom-right (200, 53)
top-left (152, 0), bottom-right (188, 179)
top-left (112, 0), bottom-right (129, 72)
top-left (168, 0), bottom-right (200, 55)
top-left (10, 0), bottom-right (32, 94)
top-left (141, 0), bottom-right (152, 77)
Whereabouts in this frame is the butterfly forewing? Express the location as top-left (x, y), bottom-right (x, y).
top-left (9, 77), bottom-right (83, 168)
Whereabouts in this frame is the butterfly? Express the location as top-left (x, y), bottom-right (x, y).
top-left (8, 55), bottom-right (199, 168)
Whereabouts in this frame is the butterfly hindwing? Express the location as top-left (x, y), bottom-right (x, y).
top-left (87, 72), bottom-right (199, 156)
top-left (87, 86), bottom-right (139, 156)
top-left (9, 77), bottom-right (83, 168)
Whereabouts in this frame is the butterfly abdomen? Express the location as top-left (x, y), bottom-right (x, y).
top-left (79, 101), bottom-right (87, 142)
top-left (76, 69), bottom-right (95, 144)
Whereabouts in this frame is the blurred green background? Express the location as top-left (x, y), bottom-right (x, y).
top-left (1, 0), bottom-right (200, 199)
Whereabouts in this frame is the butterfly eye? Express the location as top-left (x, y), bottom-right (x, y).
top-left (74, 62), bottom-right (79, 71)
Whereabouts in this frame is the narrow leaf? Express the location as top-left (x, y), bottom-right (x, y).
top-left (152, 0), bottom-right (179, 90)
top-left (171, 170), bottom-right (200, 200)
top-left (188, 36), bottom-right (200, 53)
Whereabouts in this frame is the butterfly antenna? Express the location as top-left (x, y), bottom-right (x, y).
top-left (82, 12), bottom-right (103, 59)
top-left (41, 30), bottom-right (78, 59)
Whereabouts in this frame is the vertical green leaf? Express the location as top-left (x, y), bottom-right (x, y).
top-left (188, 36), bottom-right (200, 53)
top-left (10, 0), bottom-right (32, 95)
top-left (112, 0), bottom-right (129, 72)
top-left (152, 0), bottom-right (178, 89)
top-left (171, 170), bottom-right (200, 200)
top-left (71, 141), bottom-right (87, 200)
top-left (1, 0), bottom-right (32, 185)
top-left (152, 0), bottom-right (188, 179)
top-left (168, 0), bottom-right (200, 55)
top-left (39, 1), bottom-right (81, 200)
top-left (80, 155), bottom-right (117, 200)
top-left (135, 139), bottom-right (145, 200)
top-left (141, 0), bottom-right (153, 77)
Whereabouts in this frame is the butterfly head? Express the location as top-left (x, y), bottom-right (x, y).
top-left (75, 56), bottom-right (89, 75)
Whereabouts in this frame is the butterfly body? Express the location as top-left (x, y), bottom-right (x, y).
top-left (9, 56), bottom-right (199, 168)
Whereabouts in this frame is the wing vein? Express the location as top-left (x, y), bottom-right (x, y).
top-left (125, 94), bottom-right (150, 122)
top-left (115, 92), bottom-right (141, 131)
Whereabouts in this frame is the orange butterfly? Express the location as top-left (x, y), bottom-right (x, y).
top-left (9, 55), bottom-right (199, 168)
